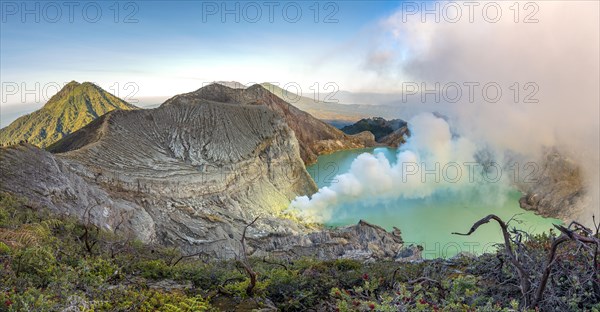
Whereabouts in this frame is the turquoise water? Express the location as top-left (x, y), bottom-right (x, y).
top-left (306, 147), bottom-right (562, 259)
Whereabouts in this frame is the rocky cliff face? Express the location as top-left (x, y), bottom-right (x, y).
top-left (252, 220), bottom-right (421, 262)
top-left (163, 84), bottom-right (377, 165)
top-left (1, 92), bottom-right (414, 261)
top-left (517, 149), bottom-right (586, 221)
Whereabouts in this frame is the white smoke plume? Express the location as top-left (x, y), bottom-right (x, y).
top-left (381, 1), bottom-right (599, 158)
top-left (293, 1), bottom-right (599, 224)
top-left (290, 113), bottom-right (513, 222)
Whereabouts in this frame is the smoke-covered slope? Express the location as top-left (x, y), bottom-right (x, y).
top-left (518, 149), bottom-right (586, 220)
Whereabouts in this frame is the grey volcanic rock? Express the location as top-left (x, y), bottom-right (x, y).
top-left (0, 144), bottom-right (158, 242)
top-left (379, 126), bottom-right (410, 148)
top-left (3, 99), bottom-right (317, 258)
top-left (163, 84), bottom-right (377, 165)
top-left (252, 220), bottom-right (408, 261)
top-left (517, 149), bottom-right (585, 220)
top-left (2, 95), bottom-right (415, 261)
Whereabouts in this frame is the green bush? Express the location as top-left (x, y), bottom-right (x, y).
top-left (0, 242), bottom-right (10, 255)
top-left (0, 191), bottom-right (598, 311)
top-left (133, 259), bottom-right (172, 280)
top-left (12, 246), bottom-right (58, 287)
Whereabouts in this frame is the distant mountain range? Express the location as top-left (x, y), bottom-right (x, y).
top-left (259, 83), bottom-right (402, 123)
top-left (0, 81), bottom-right (137, 148)
top-left (0, 80), bottom-right (451, 148)
top-left (0, 80), bottom-right (408, 153)
top-left (209, 82), bottom-right (404, 123)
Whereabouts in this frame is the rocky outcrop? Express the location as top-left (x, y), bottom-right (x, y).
top-left (341, 117), bottom-right (410, 147)
top-left (163, 84), bottom-right (377, 165)
top-left (517, 149), bottom-right (586, 220)
top-left (341, 117), bottom-right (405, 140)
top-left (251, 220), bottom-right (418, 261)
top-left (1, 92), bottom-right (416, 262)
top-left (379, 126), bottom-right (410, 148)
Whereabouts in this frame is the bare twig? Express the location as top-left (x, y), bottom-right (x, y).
top-left (171, 251), bottom-right (208, 267)
top-left (532, 234), bottom-right (569, 306)
top-left (262, 256), bottom-right (288, 270)
top-left (81, 203), bottom-right (101, 255)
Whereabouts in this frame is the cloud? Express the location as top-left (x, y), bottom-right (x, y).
top-left (378, 1), bottom-right (599, 222)
top-left (375, 1), bottom-right (599, 155)
top-left (363, 50), bottom-right (395, 74)
top-left (294, 1), bottom-right (599, 224)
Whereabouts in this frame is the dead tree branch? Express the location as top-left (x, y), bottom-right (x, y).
top-left (238, 216), bottom-right (259, 297)
top-left (454, 214), bottom-right (600, 309)
top-left (453, 214), bottom-right (532, 307)
top-left (80, 203), bottom-right (101, 255)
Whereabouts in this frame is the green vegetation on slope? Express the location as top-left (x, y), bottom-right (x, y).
top-left (0, 81), bottom-right (137, 148)
top-left (1, 192), bottom-right (598, 311)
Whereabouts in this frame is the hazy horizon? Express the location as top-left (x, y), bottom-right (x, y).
top-left (2, 0), bottom-right (598, 222)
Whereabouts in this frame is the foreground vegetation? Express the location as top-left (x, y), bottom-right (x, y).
top-left (0, 192), bottom-right (598, 311)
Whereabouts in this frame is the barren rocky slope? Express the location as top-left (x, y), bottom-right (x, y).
top-left (379, 126), bottom-right (410, 147)
top-left (1, 91), bottom-right (415, 261)
top-left (517, 149), bottom-right (586, 220)
top-left (163, 84), bottom-right (376, 165)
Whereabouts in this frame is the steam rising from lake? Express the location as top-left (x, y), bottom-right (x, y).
top-left (290, 113), bottom-right (514, 222)
top-left (336, 1), bottom-right (599, 224)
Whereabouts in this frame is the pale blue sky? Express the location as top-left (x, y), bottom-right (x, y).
top-left (1, 1), bottom-right (405, 108)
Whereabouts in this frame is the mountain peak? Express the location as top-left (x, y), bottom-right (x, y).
top-left (1, 81), bottom-right (137, 148)
top-left (199, 82), bottom-right (235, 92)
top-left (51, 80), bottom-right (81, 100)
top-left (213, 81), bottom-right (247, 89)
top-left (246, 83), bottom-right (268, 92)
top-left (45, 81), bottom-right (99, 106)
